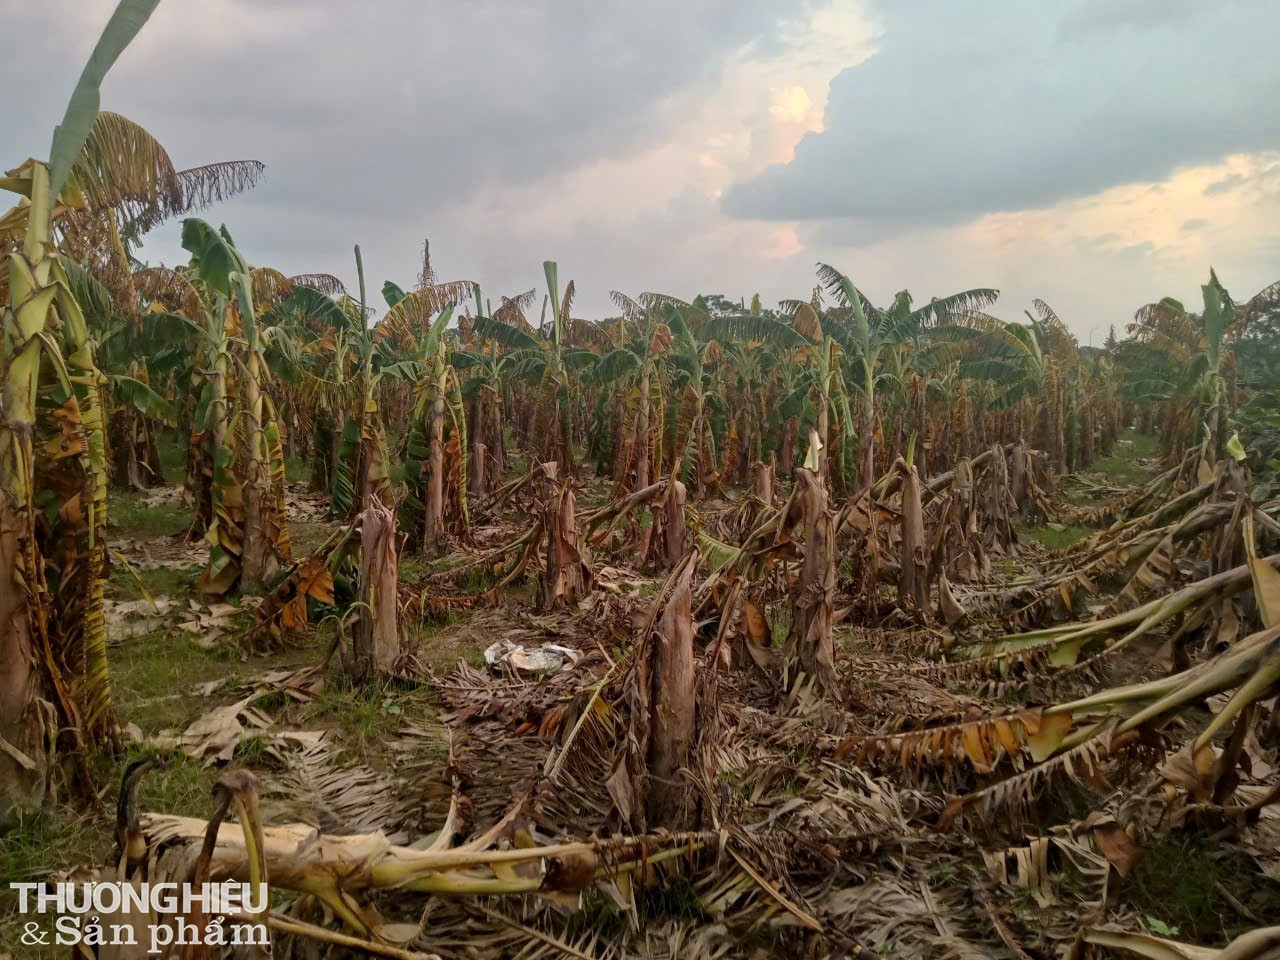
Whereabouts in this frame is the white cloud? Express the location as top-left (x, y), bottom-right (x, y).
top-left (0, 0), bottom-right (1274, 333)
top-left (724, 1), bottom-right (1280, 228)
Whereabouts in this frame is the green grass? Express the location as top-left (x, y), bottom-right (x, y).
top-left (289, 519), bottom-right (340, 555)
top-left (0, 805), bottom-right (100, 886)
top-left (0, 746), bottom-right (219, 953)
top-left (109, 561), bottom-right (200, 603)
top-left (302, 679), bottom-right (408, 760)
top-left (110, 626), bottom-right (242, 731)
top-left (286, 455), bottom-right (310, 484)
top-left (124, 746), bottom-right (221, 820)
top-left (1089, 429), bottom-right (1161, 485)
top-left (1126, 833), bottom-right (1280, 945)
top-left (155, 427), bottom-right (187, 483)
top-left (639, 875), bottom-right (708, 921)
top-left (1024, 428), bottom-right (1159, 542)
top-left (1019, 522), bottom-right (1095, 550)
top-left (770, 610), bottom-right (791, 646)
top-left (107, 491), bottom-right (190, 539)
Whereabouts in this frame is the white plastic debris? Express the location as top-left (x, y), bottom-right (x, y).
top-left (483, 639), bottom-right (581, 673)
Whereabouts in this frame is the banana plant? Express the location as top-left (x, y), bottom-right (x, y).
top-left (1126, 271), bottom-right (1279, 460)
top-left (811, 264), bottom-right (998, 490)
top-left (589, 292), bottom-right (677, 492)
top-left (61, 259), bottom-right (186, 489)
top-left (398, 303), bottom-right (470, 552)
top-left (472, 262), bottom-right (601, 476)
top-left (0, 0), bottom-right (160, 824)
top-left (707, 299), bottom-right (852, 490)
top-left (180, 218), bottom-right (291, 596)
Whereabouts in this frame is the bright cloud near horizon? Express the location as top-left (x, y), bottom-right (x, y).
top-left (3, 0), bottom-right (1278, 344)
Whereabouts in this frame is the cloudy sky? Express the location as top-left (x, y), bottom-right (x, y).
top-left (4, 0), bottom-right (1278, 343)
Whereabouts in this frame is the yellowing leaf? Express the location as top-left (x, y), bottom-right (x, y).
top-left (1048, 637), bottom-right (1084, 668)
top-left (962, 723), bottom-right (994, 773)
top-left (1248, 556), bottom-right (1280, 629)
top-left (1026, 711), bottom-right (1072, 763)
top-left (994, 719), bottom-right (1021, 758)
top-left (1244, 513), bottom-right (1280, 628)
top-left (743, 599), bottom-right (770, 645)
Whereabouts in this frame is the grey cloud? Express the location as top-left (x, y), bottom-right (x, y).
top-left (1181, 218), bottom-right (1209, 232)
top-left (1054, 0), bottom-right (1201, 41)
top-left (723, 0), bottom-right (1280, 235)
top-left (1204, 173), bottom-right (1247, 196)
top-left (1, 0), bottom-right (805, 296)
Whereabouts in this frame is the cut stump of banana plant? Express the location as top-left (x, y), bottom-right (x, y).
top-left (469, 440), bottom-right (486, 500)
top-left (352, 498), bottom-right (405, 679)
top-left (535, 463), bottom-right (594, 611)
top-left (895, 457), bottom-right (931, 615)
top-left (660, 476), bottom-right (688, 570)
top-left (785, 467), bottom-right (837, 695)
top-left (752, 460), bottom-right (775, 511)
top-left (609, 552), bottom-right (702, 830)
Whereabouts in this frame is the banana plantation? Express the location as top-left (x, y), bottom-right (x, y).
top-left (4, 3), bottom-right (1280, 959)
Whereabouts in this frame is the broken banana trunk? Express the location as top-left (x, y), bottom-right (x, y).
top-left (354, 498), bottom-right (405, 679)
top-left (136, 811), bottom-right (711, 933)
top-left (610, 552), bottom-right (708, 831)
top-left (896, 458), bottom-right (931, 615)
top-left (786, 468), bottom-right (837, 693)
top-left (535, 463), bottom-right (594, 610)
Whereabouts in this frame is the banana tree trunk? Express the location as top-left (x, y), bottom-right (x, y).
top-left (816, 391), bottom-right (830, 483)
top-left (647, 558), bottom-right (697, 827)
top-left (787, 468), bottom-right (836, 692)
top-left (632, 371), bottom-right (656, 565)
top-left (0, 169), bottom-right (54, 820)
top-left (780, 418), bottom-right (794, 478)
top-left (488, 388), bottom-right (506, 478)
top-left (536, 466), bottom-right (593, 610)
top-left (353, 499), bottom-right (402, 679)
top-left (860, 392), bottom-right (876, 491)
top-left (636, 368), bottom-right (650, 492)
top-left (662, 478), bottom-right (687, 569)
top-left (424, 386), bottom-right (446, 551)
top-left (1, 162), bottom-right (108, 821)
top-left (469, 441), bottom-right (487, 499)
top-left (240, 347), bottom-right (272, 595)
top-left (898, 459), bottom-right (930, 613)
top-left (109, 407), bottom-right (147, 490)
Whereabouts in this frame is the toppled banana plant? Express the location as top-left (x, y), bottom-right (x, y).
top-left (136, 806), bottom-right (713, 944)
top-left (849, 620), bottom-right (1280, 829)
top-left (244, 525), bottom-right (346, 651)
top-left (1084, 924), bottom-right (1280, 959)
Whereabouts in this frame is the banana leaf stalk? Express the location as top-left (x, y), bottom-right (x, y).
top-left (954, 553), bottom-right (1280, 668)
